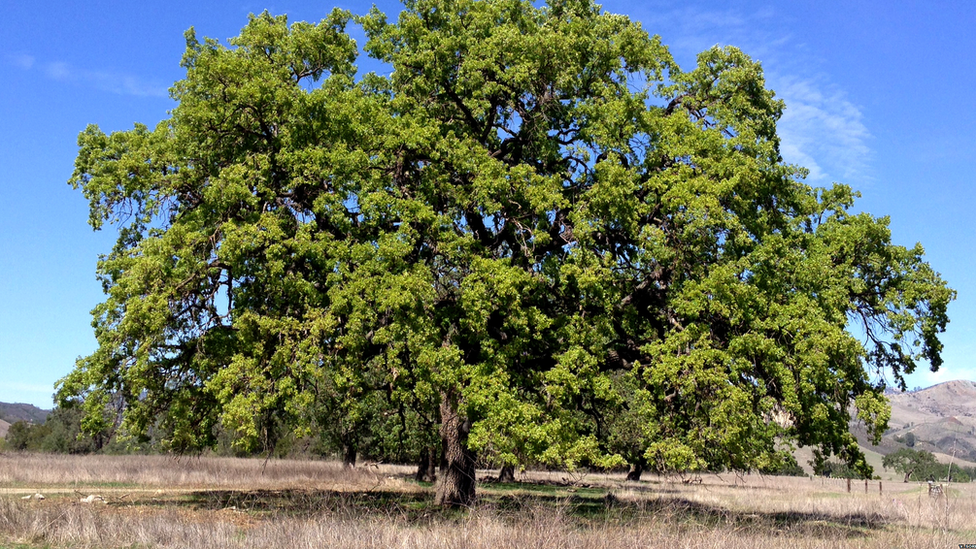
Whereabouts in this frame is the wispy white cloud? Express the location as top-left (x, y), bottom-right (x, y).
top-left (908, 366), bottom-right (966, 391)
top-left (5, 53), bottom-right (35, 69)
top-left (0, 381), bottom-right (54, 408)
top-left (88, 68), bottom-right (169, 97)
top-left (773, 75), bottom-right (872, 182)
top-left (6, 52), bottom-right (167, 98)
top-left (0, 381), bottom-right (53, 395)
top-left (632, 5), bottom-right (785, 66)
top-left (905, 336), bottom-right (976, 390)
top-left (44, 61), bottom-right (71, 80)
top-left (630, 4), bottom-right (873, 184)
top-left (43, 61), bottom-right (169, 97)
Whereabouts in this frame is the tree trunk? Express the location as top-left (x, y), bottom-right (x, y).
top-left (498, 464), bottom-right (516, 483)
top-left (415, 450), bottom-right (430, 482)
top-left (439, 434), bottom-right (448, 473)
top-left (342, 441), bottom-right (357, 468)
top-left (416, 446), bottom-right (438, 483)
top-left (434, 396), bottom-right (476, 507)
top-left (426, 446), bottom-right (438, 482)
top-left (626, 463), bottom-right (644, 481)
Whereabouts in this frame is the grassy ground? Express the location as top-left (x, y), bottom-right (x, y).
top-left (1, 453), bottom-right (974, 548)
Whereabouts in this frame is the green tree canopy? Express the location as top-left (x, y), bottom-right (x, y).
top-left (59, 0), bottom-right (953, 506)
top-left (883, 448), bottom-right (939, 482)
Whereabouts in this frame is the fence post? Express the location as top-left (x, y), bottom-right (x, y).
top-left (847, 478), bottom-right (851, 493)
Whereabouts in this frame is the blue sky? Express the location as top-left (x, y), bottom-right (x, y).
top-left (1, 1), bottom-right (973, 408)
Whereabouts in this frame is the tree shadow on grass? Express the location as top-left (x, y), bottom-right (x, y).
top-left (485, 489), bottom-right (890, 540)
top-left (130, 483), bottom-right (890, 540)
top-left (184, 489), bottom-right (442, 520)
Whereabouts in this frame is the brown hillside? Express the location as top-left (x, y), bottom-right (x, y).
top-left (0, 402), bottom-right (50, 425)
top-left (889, 379), bottom-right (976, 420)
top-left (875, 380), bottom-right (976, 462)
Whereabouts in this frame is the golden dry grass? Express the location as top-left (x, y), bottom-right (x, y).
top-left (0, 452), bottom-right (396, 491)
top-left (1, 453), bottom-right (974, 548)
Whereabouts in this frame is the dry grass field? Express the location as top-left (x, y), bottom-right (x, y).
top-left (1, 453), bottom-right (974, 548)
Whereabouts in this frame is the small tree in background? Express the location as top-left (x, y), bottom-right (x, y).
top-left (883, 448), bottom-right (939, 482)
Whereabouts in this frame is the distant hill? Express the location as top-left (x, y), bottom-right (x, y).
top-left (885, 380), bottom-right (976, 460)
top-left (890, 379), bottom-right (976, 421)
top-left (848, 380), bottom-right (976, 472)
top-left (0, 402), bottom-right (50, 426)
top-left (0, 402), bottom-right (52, 440)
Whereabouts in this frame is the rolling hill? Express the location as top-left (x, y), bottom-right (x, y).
top-left (0, 402), bottom-right (50, 425)
top-left (883, 380), bottom-right (976, 460)
top-left (0, 402), bottom-right (50, 439)
top-left (841, 380), bottom-right (976, 477)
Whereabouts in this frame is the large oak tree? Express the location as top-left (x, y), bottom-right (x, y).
top-left (59, 0), bottom-right (953, 506)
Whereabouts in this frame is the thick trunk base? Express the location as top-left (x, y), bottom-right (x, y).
top-left (434, 397), bottom-right (476, 507)
top-left (626, 464), bottom-right (644, 481)
top-left (416, 446), bottom-right (438, 483)
top-left (342, 442), bottom-right (357, 468)
top-left (498, 464), bottom-right (516, 483)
